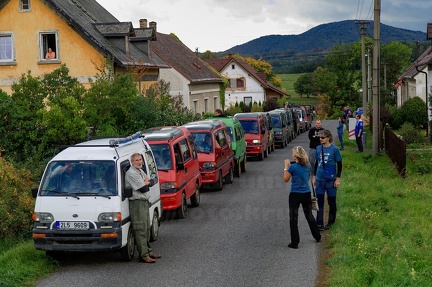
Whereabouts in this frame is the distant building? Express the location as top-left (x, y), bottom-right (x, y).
top-left (204, 54), bottom-right (289, 108)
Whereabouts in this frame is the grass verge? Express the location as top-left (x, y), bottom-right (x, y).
top-left (0, 240), bottom-right (58, 287)
top-left (319, 134), bottom-right (432, 286)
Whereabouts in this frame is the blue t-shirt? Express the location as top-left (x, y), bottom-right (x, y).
top-left (315, 144), bottom-right (342, 180)
top-left (337, 122), bottom-right (344, 135)
top-left (288, 163), bottom-right (311, 193)
top-left (355, 119), bottom-right (364, 136)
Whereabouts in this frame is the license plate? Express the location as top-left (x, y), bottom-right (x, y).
top-left (56, 221), bottom-right (89, 230)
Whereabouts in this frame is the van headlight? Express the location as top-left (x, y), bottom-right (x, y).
top-left (161, 182), bottom-right (177, 189)
top-left (98, 212), bottom-right (121, 222)
top-left (252, 140), bottom-right (261, 144)
top-left (33, 212), bottom-right (54, 223)
top-left (203, 162), bottom-right (215, 168)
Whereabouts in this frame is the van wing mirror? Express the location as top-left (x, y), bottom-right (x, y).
top-left (31, 187), bottom-right (39, 198)
top-left (123, 187), bottom-right (133, 199)
top-left (261, 129), bottom-right (266, 134)
top-left (177, 162), bottom-right (185, 171)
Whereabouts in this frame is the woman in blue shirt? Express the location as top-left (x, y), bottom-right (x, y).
top-left (284, 146), bottom-right (321, 249)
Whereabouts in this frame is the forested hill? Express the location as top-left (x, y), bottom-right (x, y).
top-left (213, 20), bottom-right (427, 73)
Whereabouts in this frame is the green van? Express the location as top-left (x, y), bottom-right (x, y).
top-left (208, 116), bottom-right (247, 177)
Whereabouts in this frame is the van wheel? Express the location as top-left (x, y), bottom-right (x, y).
top-left (224, 166), bottom-right (234, 184)
top-left (264, 148), bottom-right (268, 158)
top-left (120, 226), bottom-right (135, 261)
top-left (190, 182), bottom-right (201, 207)
top-left (258, 150), bottom-right (264, 161)
top-left (150, 210), bottom-right (159, 241)
top-left (46, 251), bottom-right (65, 261)
top-left (241, 156), bottom-right (247, 172)
top-left (234, 161), bottom-right (241, 177)
top-left (272, 142), bottom-right (275, 152)
top-left (176, 193), bottom-right (188, 219)
top-left (213, 171), bottom-right (223, 191)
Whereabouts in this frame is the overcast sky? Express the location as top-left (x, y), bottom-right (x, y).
top-left (96, 0), bottom-right (432, 52)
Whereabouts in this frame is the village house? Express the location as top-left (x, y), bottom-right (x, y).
top-left (150, 30), bottom-right (223, 115)
top-left (204, 55), bottom-right (289, 109)
top-left (0, 0), bottom-right (169, 94)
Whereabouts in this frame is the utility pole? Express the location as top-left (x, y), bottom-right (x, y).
top-left (372, 0), bottom-right (381, 155)
top-left (356, 20), bottom-right (370, 116)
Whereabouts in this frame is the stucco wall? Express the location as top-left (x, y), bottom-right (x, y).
top-left (0, 0), bottom-right (105, 93)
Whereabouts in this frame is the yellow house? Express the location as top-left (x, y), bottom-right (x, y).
top-left (0, 0), bottom-right (169, 94)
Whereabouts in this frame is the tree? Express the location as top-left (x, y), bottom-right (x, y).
top-left (294, 73), bottom-right (313, 97)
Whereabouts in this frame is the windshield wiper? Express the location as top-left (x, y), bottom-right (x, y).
top-left (41, 189), bottom-right (68, 195)
top-left (78, 192), bottom-right (112, 199)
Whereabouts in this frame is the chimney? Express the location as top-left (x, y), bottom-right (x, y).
top-left (139, 19), bottom-right (148, 28)
top-left (149, 21), bottom-right (157, 32)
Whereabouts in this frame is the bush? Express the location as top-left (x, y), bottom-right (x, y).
top-left (399, 122), bottom-right (425, 144)
top-left (402, 97), bottom-right (427, 128)
top-left (389, 107), bottom-right (405, 129)
top-left (0, 157), bottom-right (35, 240)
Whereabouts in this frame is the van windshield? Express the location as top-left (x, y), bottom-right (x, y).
top-left (271, 116), bottom-right (282, 128)
top-left (192, 133), bottom-right (213, 153)
top-left (149, 144), bottom-right (172, 170)
top-left (40, 161), bottom-right (117, 196)
top-left (239, 120), bottom-right (258, 134)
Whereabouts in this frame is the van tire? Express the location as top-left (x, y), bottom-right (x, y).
top-left (190, 182), bottom-right (201, 207)
top-left (241, 156), bottom-right (247, 173)
top-left (150, 210), bottom-right (160, 241)
top-left (224, 166), bottom-right (234, 184)
top-left (258, 150), bottom-right (264, 161)
top-left (46, 251), bottom-right (65, 261)
top-left (120, 226), bottom-right (135, 261)
top-left (214, 171), bottom-right (223, 191)
top-left (176, 193), bottom-right (188, 219)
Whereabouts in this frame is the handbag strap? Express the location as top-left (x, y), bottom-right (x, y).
top-left (309, 164), bottom-right (317, 197)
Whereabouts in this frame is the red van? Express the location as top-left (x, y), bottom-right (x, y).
top-left (143, 126), bottom-right (202, 219)
top-left (183, 120), bottom-right (235, 191)
top-left (234, 112), bottom-right (269, 160)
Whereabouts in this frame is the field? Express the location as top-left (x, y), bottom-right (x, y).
top-left (277, 73), bottom-right (318, 107)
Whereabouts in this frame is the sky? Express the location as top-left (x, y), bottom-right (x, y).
top-left (96, 0), bottom-right (432, 52)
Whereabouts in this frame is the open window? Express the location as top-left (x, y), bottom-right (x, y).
top-left (40, 31), bottom-right (58, 61)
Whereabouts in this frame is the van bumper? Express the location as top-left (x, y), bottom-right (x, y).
top-left (246, 145), bottom-right (263, 155)
top-left (200, 170), bottom-right (219, 184)
top-left (32, 225), bottom-right (123, 252)
top-left (160, 188), bottom-right (182, 210)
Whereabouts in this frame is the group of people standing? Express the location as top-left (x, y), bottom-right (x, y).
top-left (284, 118), bottom-right (343, 249)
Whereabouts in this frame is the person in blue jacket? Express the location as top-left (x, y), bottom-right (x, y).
top-left (354, 114), bottom-right (364, 152)
top-left (313, 130), bottom-right (343, 231)
top-left (284, 146), bottom-right (321, 249)
top-left (336, 116), bottom-right (344, 150)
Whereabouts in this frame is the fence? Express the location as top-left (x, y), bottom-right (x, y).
top-left (384, 126), bottom-right (406, 178)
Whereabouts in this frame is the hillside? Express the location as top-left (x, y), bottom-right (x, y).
top-left (212, 20), bottom-right (427, 73)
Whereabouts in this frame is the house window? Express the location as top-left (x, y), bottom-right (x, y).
top-left (40, 32), bottom-right (58, 60)
top-left (0, 34), bottom-right (13, 62)
top-left (231, 64), bottom-right (235, 69)
top-left (193, 100), bottom-right (198, 114)
top-left (204, 98), bottom-right (208, 113)
top-left (19, 0), bottom-right (30, 11)
top-left (213, 97), bottom-right (218, 110)
top-left (236, 78), bottom-right (245, 88)
top-left (244, 97), bottom-right (252, 107)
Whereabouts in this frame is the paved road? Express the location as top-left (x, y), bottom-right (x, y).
top-left (36, 120), bottom-right (339, 287)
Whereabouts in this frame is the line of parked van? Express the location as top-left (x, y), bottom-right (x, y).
top-left (30, 105), bottom-right (313, 261)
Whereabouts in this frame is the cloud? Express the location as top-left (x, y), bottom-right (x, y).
top-left (96, 0), bottom-right (432, 52)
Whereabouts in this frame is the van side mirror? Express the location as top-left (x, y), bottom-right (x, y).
top-left (261, 129), bottom-right (266, 135)
top-left (177, 162), bottom-right (185, 171)
top-left (31, 187), bottom-right (39, 198)
top-left (123, 187), bottom-right (133, 199)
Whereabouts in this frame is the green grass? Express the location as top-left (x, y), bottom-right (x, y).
top-left (0, 240), bottom-right (58, 287)
top-left (277, 73), bottom-right (318, 106)
top-left (325, 133), bottom-right (432, 286)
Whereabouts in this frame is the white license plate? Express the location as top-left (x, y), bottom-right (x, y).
top-left (56, 221), bottom-right (89, 230)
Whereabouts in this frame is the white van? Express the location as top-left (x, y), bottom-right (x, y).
top-left (31, 131), bottom-right (162, 261)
